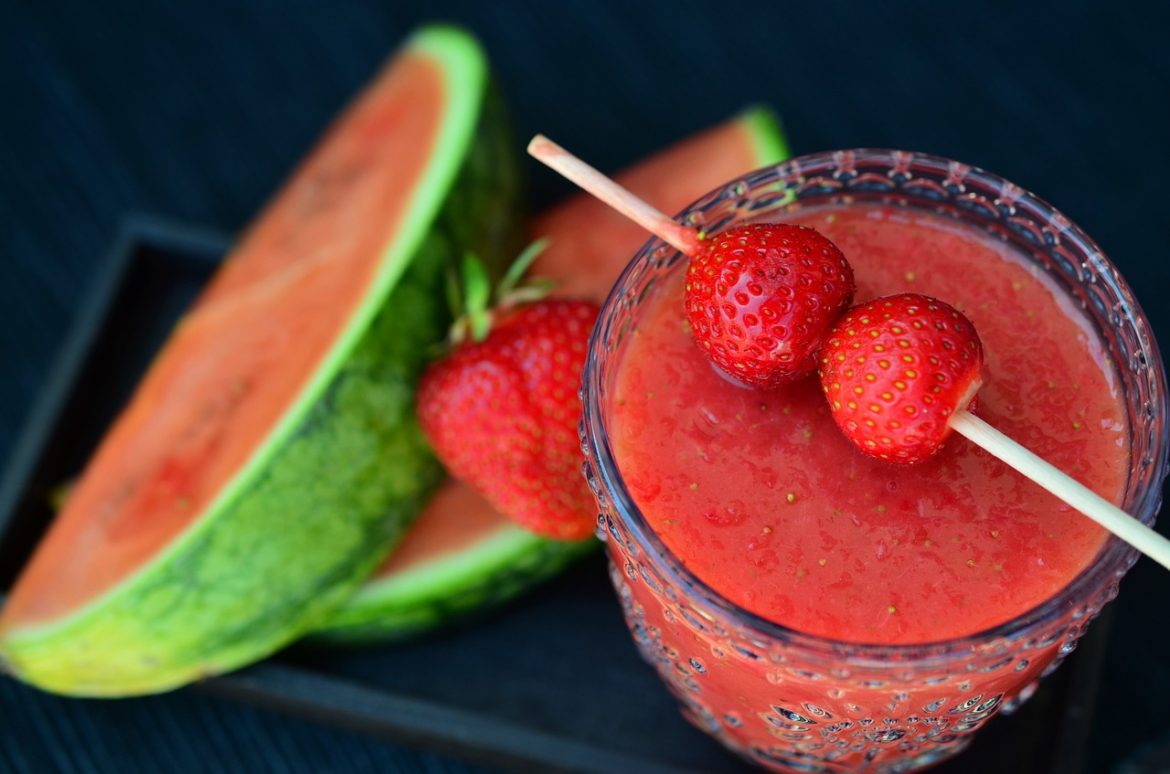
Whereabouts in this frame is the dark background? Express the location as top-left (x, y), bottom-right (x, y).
top-left (1, 1), bottom-right (1168, 771)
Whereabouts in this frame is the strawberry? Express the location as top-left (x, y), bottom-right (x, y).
top-left (684, 223), bottom-right (855, 388)
top-left (818, 293), bottom-right (984, 464)
top-left (417, 297), bottom-right (600, 540)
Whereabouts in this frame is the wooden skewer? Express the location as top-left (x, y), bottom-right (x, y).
top-left (529, 133), bottom-right (1170, 572)
top-left (527, 135), bottom-right (701, 256)
top-left (949, 410), bottom-right (1170, 570)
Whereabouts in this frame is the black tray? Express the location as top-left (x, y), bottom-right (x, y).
top-left (0, 217), bottom-right (1110, 773)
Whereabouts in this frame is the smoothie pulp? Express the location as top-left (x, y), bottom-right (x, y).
top-left (612, 203), bottom-right (1126, 644)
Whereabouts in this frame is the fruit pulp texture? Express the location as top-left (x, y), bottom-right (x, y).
top-left (612, 204), bottom-right (1127, 645)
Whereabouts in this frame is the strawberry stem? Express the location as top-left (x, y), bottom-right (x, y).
top-left (461, 253), bottom-right (492, 342)
top-left (500, 279), bottom-right (555, 308)
top-left (498, 238), bottom-right (550, 299)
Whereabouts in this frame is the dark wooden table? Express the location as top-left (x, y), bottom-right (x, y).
top-left (2, 2), bottom-right (1168, 771)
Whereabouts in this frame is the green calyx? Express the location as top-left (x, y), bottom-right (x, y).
top-left (447, 239), bottom-right (555, 344)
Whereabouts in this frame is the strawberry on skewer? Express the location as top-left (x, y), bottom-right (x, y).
top-left (531, 135), bottom-right (855, 386)
top-left (528, 134), bottom-right (1170, 571)
top-left (819, 291), bottom-right (1170, 570)
top-left (686, 224), bottom-right (855, 387)
top-left (819, 294), bottom-right (983, 464)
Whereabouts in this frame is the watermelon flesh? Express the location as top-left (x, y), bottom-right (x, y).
top-left (0, 26), bottom-right (520, 695)
top-left (313, 108), bottom-right (790, 643)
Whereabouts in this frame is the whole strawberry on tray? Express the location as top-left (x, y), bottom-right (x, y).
top-left (417, 245), bottom-right (601, 541)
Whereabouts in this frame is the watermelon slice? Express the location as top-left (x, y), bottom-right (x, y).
top-left (311, 108), bottom-right (790, 643)
top-left (0, 26), bottom-right (520, 696)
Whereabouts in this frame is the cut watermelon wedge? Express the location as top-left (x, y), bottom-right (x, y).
top-left (312, 108), bottom-right (790, 644)
top-left (0, 26), bottom-right (520, 696)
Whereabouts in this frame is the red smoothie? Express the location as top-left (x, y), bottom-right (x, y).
top-left (612, 203), bottom-right (1127, 644)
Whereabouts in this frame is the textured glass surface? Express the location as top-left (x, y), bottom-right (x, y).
top-left (580, 150), bottom-right (1169, 772)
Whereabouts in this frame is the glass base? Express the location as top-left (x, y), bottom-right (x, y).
top-left (666, 662), bottom-right (975, 773)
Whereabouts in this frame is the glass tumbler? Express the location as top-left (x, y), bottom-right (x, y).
top-left (579, 149), bottom-right (1168, 772)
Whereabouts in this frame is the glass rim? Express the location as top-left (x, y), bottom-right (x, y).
top-left (581, 147), bottom-right (1170, 661)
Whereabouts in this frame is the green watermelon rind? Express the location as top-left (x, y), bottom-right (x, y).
top-left (311, 527), bottom-right (595, 644)
top-left (310, 107), bottom-right (792, 646)
top-left (739, 105), bottom-right (791, 168)
top-left (1, 26), bottom-right (520, 696)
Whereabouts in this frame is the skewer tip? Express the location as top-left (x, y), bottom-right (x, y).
top-left (527, 134), bottom-right (555, 158)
